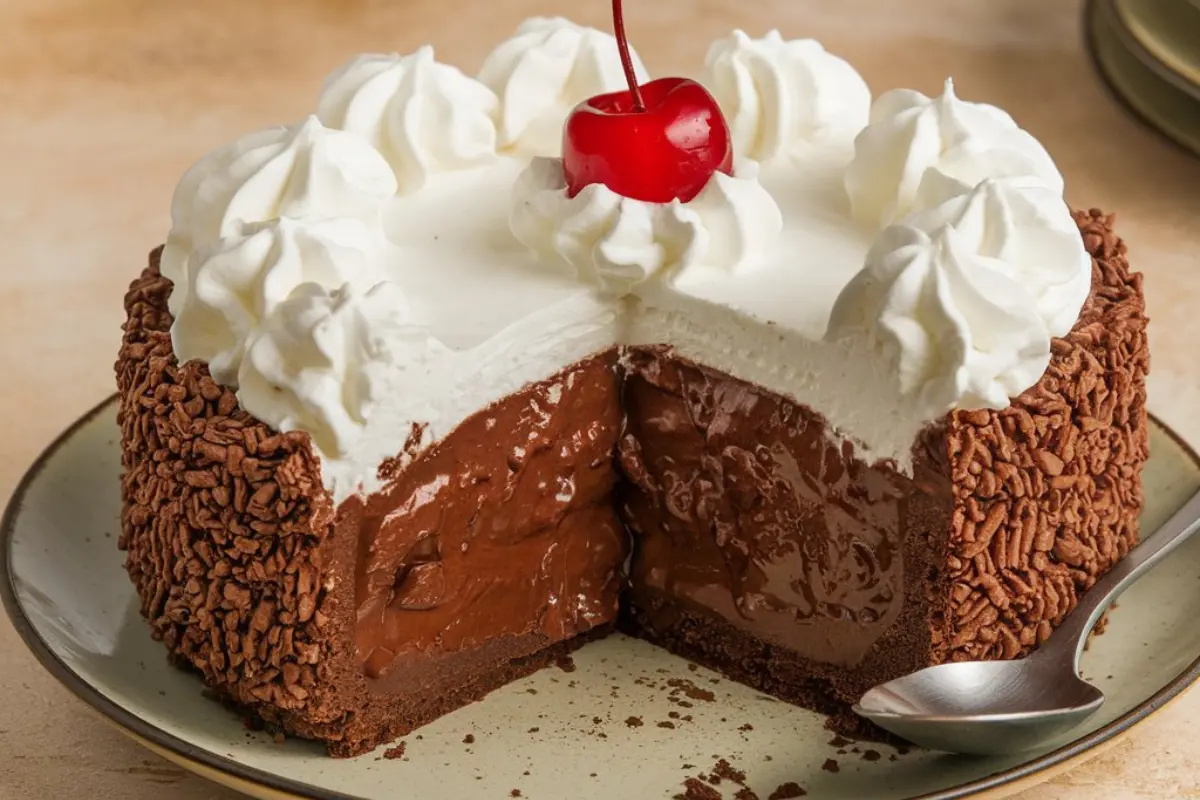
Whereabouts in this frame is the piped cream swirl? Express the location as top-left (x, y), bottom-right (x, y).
top-left (510, 158), bottom-right (782, 294)
top-left (706, 30), bottom-right (870, 162)
top-left (170, 216), bottom-right (387, 386)
top-left (478, 17), bottom-right (648, 155)
top-left (161, 116), bottom-right (397, 312)
top-left (317, 47), bottom-right (500, 193)
top-left (845, 79), bottom-right (1063, 227)
top-left (828, 174), bottom-right (1091, 413)
top-left (239, 281), bottom-right (445, 458)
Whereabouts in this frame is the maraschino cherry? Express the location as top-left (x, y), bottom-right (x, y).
top-left (562, 0), bottom-right (733, 203)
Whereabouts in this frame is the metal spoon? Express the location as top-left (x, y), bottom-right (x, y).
top-left (855, 488), bottom-right (1200, 756)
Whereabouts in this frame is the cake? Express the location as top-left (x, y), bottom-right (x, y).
top-left (115, 15), bottom-right (1148, 757)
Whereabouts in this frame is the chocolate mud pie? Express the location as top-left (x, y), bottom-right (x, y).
top-left (116, 6), bottom-right (1147, 756)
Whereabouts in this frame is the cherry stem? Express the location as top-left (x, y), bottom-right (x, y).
top-left (612, 0), bottom-right (644, 112)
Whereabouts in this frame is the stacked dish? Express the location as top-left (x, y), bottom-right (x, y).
top-left (1088, 0), bottom-right (1200, 154)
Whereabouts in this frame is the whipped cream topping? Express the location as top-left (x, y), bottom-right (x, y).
top-left (171, 216), bottom-right (387, 387)
top-left (478, 17), bottom-right (648, 155)
top-left (510, 158), bottom-right (782, 294)
top-left (239, 281), bottom-right (442, 458)
top-left (317, 47), bottom-right (499, 193)
top-left (706, 30), bottom-right (870, 163)
top-left (161, 116), bottom-right (397, 316)
top-left (828, 174), bottom-right (1091, 413)
top-left (844, 79), bottom-right (1063, 227)
top-left (158, 19), bottom-right (1091, 500)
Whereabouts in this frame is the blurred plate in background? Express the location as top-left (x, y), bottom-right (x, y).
top-left (1088, 0), bottom-right (1200, 156)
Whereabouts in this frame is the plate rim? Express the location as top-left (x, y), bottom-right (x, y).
top-left (3, 394), bottom-right (1199, 800)
top-left (1111, 0), bottom-right (1200, 98)
top-left (1085, 0), bottom-right (1200, 159)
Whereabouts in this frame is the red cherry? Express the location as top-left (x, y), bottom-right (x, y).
top-left (561, 0), bottom-right (733, 204)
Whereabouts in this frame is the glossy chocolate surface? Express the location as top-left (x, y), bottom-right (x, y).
top-left (349, 352), bottom-right (628, 680)
top-left (618, 347), bottom-right (938, 667)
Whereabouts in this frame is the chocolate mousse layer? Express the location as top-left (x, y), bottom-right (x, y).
top-left (345, 351), bottom-right (628, 687)
top-left (617, 346), bottom-right (955, 707)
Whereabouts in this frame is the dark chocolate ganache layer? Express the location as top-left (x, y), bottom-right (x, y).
top-left (347, 352), bottom-right (628, 681)
top-left (619, 347), bottom-right (930, 667)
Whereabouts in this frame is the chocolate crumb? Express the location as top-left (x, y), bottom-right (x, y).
top-left (710, 758), bottom-right (746, 785)
top-left (666, 678), bottom-right (716, 702)
top-left (590, 773), bottom-right (597, 778)
top-left (768, 782), bottom-right (807, 799)
top-left (658, 721), bottom-right (676, 729)
top-left (272, 732), bottom-right (285, 745)
top-left (828, 736), bottom-right (852, 748)
top-left (863, 749), bottom-right (881, 762)
top-left (625, 716), bottom-right (644, 728)
top-left (669, 711), bottom-right (681, 719)
top-left (523, 770), bottom-right (530, 776)
top-left (738, 723), bottom-right (753, 732)
top-left (528, 727), bottom-right (540, 733)
top-left (525, 688), bottom-right (538, 695)
top-left (462, 734), bottom-right (475, 745)
top-left (674, 777), bottom-right (722, 800)
top-left (688, 663), bottom-right (699, 672)
top-left (510, 790), bottom-right (522, 798)
top-left (821, 758), bottom-right (840, 774)
top-left (888, 754), bottom-right (898, 762)
top-left (555, 654), bottom-right (577, 673)
top-left (734, 789), bottom-right (760, 800)
top-left (383, 742), bottom-right (406, 760)
top-left (592, 716), bottom-right (603, 724)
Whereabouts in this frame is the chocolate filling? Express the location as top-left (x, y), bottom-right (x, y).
top-left (346, 352), bottom-right (628, 685)
top-left (618, 347), bottom-right (945, 668)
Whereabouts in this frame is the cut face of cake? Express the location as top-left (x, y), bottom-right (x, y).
top-left (115, 17), bottom-right (1148, 757)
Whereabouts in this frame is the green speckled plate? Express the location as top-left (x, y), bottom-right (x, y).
top-left (4, 396), bottom-right (1200, 800)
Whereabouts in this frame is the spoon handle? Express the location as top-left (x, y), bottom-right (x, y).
top-left (1035, 488), bottom-right (1200, 672)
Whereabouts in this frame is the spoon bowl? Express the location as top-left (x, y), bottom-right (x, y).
top-left (855, 489), bottom-right (1200, 755)
top-left (855, 659), bottom-right (1105, 755)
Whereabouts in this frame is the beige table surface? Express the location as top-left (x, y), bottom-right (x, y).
top-left (2, 0), bottom-right (1200, 798)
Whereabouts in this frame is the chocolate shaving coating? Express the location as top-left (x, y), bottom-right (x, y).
top-left (115, 249), bottom-right (341, 725)
top-left (941, 209), bottom-right (1149, 661)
